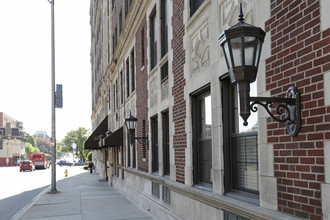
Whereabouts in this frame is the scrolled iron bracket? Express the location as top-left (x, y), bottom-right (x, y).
top-left (250, 86), bottom-right (301, 136)
top-left (135, 135), bottom-right (149, 150)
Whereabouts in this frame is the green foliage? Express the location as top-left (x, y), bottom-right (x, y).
top-left (82, 149), bottom-right (90, 160)
top-left (56, 141), bottom-right (71, 153)
top-left (25, 133), bottom-right (36, 147)
top-left (36, 138), bottom-right (51, 154)
top-left (25, 142), bottom-right (40, 159)
top-left (83, 164), bottom-right (89, 170)
top-left (87, 151), bottom-right (92, 161)
top-left (62, 127), bottom-right (90, 160)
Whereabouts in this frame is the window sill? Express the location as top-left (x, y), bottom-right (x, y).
top-left (194, 184), bottom-right (213, 192)
top-left (225, 191), bottom-right (259, 206)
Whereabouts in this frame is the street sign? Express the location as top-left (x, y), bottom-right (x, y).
top-left (50, 137), bottom-right (55, 147)
top-left (55, 84), bottom-right (63, 108)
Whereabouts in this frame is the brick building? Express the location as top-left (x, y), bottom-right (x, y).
top-left (85, 0), bottom-right (330, 219)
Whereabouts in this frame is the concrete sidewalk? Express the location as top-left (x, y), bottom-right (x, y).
top-left (15, 167), bottom-right (154, 220)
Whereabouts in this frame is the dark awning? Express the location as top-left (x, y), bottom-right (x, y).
top-left (84, 116), bottom-right (108, 150)
top-left (103, 126), bottom-right (123, 147)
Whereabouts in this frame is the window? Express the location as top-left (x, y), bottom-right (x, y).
top-left (126, 58), bottom-right (130, 97)
top-left (161, 61), bottom-right (168, 81)
top-left (115, 26), bottom-right (118, 52)
top-left (127, 135), bottom-right (131, 167)
top-left (108, 25), bottom-right (110, 63)
top-left (113, 84), bottom-right (116, 111)
top-left (190, 0), bottom-right (205, 17)
top-left (112, 35), bottom-right (115, 54)
top-left (115, 147), bottom-right (119, 177)
top-left (152, 182), bottom-right (160, 198)
top-left (222, 77), bottom-right (259, 195)
top-left (125, 0), bottom-right (129, 17)
top-left (150, 10), bottom-right (157, 69)
top-left (108, 88), bottom-right (111, 110)
top-left (115, 79), bottom-right (118, 110)
top-left (120, 71), bottom-right (123, 104)
top-left (162, 185), bottom-right (170, 204)
top-left (151, 116), bottom-right (159, 173)
top-left (161, 0), bottom-right (168, 57)
top-left (107, 0), bottom-right (109, 17)
top-left (192, 87), bottom-right (212, 186)
top-left (112, 0), bottom-right (115, 10)
top-left (131, 49), bottom-right (135, 92)
top-left (224, 211), bottom-right (249, 220)
top-left (132, 130), bottom-right (136, 168)
top-left (0, 141), bottom-right (3, 150)
top-left (119, 10), bottom-right (123, 34)
top-left (162, 110), bottom-right (170, 176)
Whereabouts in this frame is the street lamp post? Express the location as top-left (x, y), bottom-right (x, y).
top-left (48, 0), bottom-right (58, 194)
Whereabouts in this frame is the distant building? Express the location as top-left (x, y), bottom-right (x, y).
top-left (33, 131), bottom-right (50, 140)
top-left (0, 112), bottom-right (25, 166)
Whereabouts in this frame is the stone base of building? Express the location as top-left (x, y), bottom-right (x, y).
top-left (105, 168), bottom-right (298, 220)
top-left (0, 157), bottom-right (13, 167)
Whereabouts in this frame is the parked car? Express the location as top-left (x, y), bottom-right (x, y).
top-left (57, 160), bottom-right (73, 166)
top-left (20, 160), bottom-right (35, 172)
top-left (74, 161), bottom-right (85, 166)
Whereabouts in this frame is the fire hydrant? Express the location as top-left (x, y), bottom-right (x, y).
top-left (64, 169), bottom-right (68, 177)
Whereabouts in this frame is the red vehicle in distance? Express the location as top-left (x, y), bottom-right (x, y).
top-left (19, 160), bottom-right (35, 172)
top-left (30, 153), bottom-right (51, 169)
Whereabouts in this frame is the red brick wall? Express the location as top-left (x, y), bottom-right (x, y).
top-left (265, 0), bottom-right (329, 219)
top-left (136, 17), bottom-right (149, 172)
top-left (172, 0), bottom-right (186, 184)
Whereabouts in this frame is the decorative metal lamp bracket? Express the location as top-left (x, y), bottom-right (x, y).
top-left (135, 134), bottom-right (149, 150)
top-left (128, 131), bottom-right (149, 149)
top-left (250, 86), bottom-right (301, 136)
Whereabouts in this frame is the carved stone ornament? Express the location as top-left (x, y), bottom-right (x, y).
top-left (191, 22), bottom-right (210, 73)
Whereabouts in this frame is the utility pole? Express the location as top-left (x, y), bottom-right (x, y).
top-left (48, 0), bottom-right (58, 194)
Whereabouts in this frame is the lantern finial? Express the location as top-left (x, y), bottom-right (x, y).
top-left (238, 3), bottom-right (244, 22)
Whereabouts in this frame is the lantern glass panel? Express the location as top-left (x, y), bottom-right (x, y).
top-left (130, 120), bottom-right (136, 130)
top-left (231, 37), bottom-right (243, 67)
top-left (125, 119), bottom-right (136, 130)
top-left (244, 36), bottom-right (256, 66)
top-left (255, 39), bottom-right (262, 67)
top-left (223, 41), bottom-right (233, 69)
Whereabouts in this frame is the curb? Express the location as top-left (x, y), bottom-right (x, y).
top-left (11, 186), bottom-right (50, 220)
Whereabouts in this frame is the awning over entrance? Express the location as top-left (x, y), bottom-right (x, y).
top-left (84, 116), bottom-right (108, 150)
top-left (103, 126), bottom-right (123, 147)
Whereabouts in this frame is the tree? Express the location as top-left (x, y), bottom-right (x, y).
top-left (36, 138), bottom-right (51, 154)
top-left (25, 142), bottom-right (40, 159)
top-left (82, 149), bottom-right (90, 161)
top-left (25, 133), bottom-right (36, 147)
top-left (87, 151), bottom-right (92, 161)
top-left (62, 127), bottom-right (89, 160)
